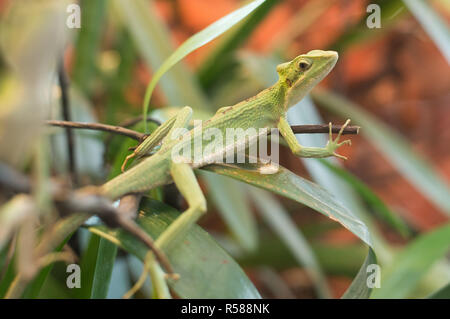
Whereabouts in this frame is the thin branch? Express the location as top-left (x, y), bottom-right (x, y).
top-left (47, 120), bottom-right (359, 143)
top-left (46, 120), bottom-right (147, 141)
top-left (58, 61), bottom-right (78, 185)
top-left (291, 124), bottom-right (360, 135)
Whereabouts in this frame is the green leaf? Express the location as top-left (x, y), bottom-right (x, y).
top-left (90, 238), bottom-right (117, 299)
top-left (427, 282), bottom-right (450, 299)
top-left (22, 235), bottom-right (71, 299)
top-left (239, 240), bottom-right (367, 277)
top-left (104, 30), bottom-right (138, 124)
top-left (139, 0), bottom-right (266, 131)
top-left (72, 0), bottom-right (108, 95)
top-left (249, 187), bottom-right (331, 298)
top-left (319, 159), bottom-right (411, 238)
top-left (312, 89), bottom-right (450, 216)
top-left (203, 163), bottom-right (372, 247)
top-left (89, 199), bottom-right (261, 299)
top-left (112, 0), bottom-right (209, 111)
top-left (198, 0), bottom-right (279, 90)
top-left (79, 235), bottom-right (117, 299)
top-left (403, 0), bottom-right (450, 63)
top-left (372, 223), bottom-right (450, 298)
top-left (0, 255), bottom-right (15, 298)
top-left (78, 233), bottom-right (100, 298)
top-left (342, 248), bottom-right (377, 299)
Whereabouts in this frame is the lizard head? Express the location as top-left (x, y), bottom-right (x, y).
top-left (276, 50), bottom-right (338, 109)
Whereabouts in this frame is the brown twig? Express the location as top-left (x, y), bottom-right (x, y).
top-left (46, 120), bottom-right (147, 141)
top-left (47, 120), bottom-right (359, 143)
top-left (291, 124), bottom-right (359, 135)
top-left (58, 62), bottom-right (78, 186)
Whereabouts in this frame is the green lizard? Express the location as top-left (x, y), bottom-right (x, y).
top-left (100, 49), bottom-right (350, 267)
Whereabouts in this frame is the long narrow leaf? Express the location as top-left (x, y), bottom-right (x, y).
top-left (403, 0), bottom-right (450, 63)
top-left (137, 0), bottom-right (266, 131)
top-left (22, 236), bottom-right (71, 298)
top-left (249, 187), bottom-right (331, 298)
top-left (312, 89), bottom-right (450, 216)
top-left (112, 0), bottom-right (209, 111)
top-left (204, 174), bottom-right (257, 252)
top-left (319, 159), bottom-right (411, 238)
top-left (72, 0), bottom-right (107, 95)
top-left (198, 0), bottom-right (279, 89)
top-left (427, 282), bottom-right (450, 299)
top-left (203, 163), bottom-right (372, 247)
top-left (90, 238), bottom-right (118, 299)
top-left (372, 223), bottom-right (450, 298)
top-left (89, 199), bottom-right (261, 299)
top-left (342, 248), bottom-right (377, 299)
top-left (236, 235), bottom-right (367, 276)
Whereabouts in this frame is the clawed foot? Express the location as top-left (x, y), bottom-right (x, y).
top-left (326, 119), bottom-right (352, 160)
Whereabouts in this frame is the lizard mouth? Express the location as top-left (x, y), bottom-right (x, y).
top-left (307, 50), bottom-right (338, 77)
top-left (306, 50), bottom-right (339, 69)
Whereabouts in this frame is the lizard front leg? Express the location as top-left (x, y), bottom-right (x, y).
top-left (121, 106), bottom-right (193, 171)
top-left (278, 116), bottom-right (351, 159)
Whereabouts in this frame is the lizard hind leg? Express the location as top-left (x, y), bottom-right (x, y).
top-left (122, 161), bottom-right (203, 298)
top-left (156, 162), bottom-right (207, 251)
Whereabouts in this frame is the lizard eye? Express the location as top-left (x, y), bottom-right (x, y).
top-left (298, 60), bottom-right (311, 71)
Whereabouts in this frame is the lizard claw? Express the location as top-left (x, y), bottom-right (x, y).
top-left (333, 152), bottom-right (348, 160)
top-left (326, 119), bottom-right (352, 160)
top-left (338, 139), bottom-right (351, 147)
